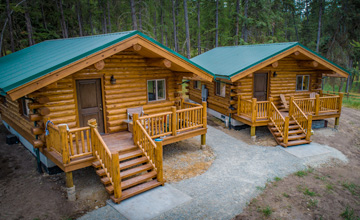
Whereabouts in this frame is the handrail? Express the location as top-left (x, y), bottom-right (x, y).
top-left (269, 102), bottom-right (289, 143)
top-left (135, 121), bottom-right (157, 170)
top-left (237, 96), bottom-right (269, 121)
top-left (89, 119), bottom-right (121, 200)
top-left (294, 98), bottom-right (315, 115)
top-left (176, 104), bottom-right (204, 132)
top-left (294, 93), bottom-right (342, 115)
top-left (67, 126), bottom-right (93, 160)
top-left (46, 123), bottom-right (62, 156)
top-left (138, 111), bottom-right (173, 139)
top-left (290, 99), bottom-right (312, 141)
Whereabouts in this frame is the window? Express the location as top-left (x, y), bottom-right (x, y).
top-left (194, 81), bottom-right (201, 90)
top-left (215, 81), bottom-right (226, 97)
top-left (147, 79), bottom-right (166, 101)
top-left (296, 75), bottom-right (310, 91)
top-left (19, 97), bottom-right (30, 117)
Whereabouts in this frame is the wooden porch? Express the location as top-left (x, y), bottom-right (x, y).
top-left (41, 101), bottom-right (207, 203)
top-left (233, 91), bottom-right (344, 147)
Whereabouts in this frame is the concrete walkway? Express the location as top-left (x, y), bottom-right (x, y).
top-left (79, 126), bottom-right (347, 220)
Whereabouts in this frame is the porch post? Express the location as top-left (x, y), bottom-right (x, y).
top-left (268, 97), bottom-right (274, 120)
top-left (65, 171), bottom-right (76, 201)
top-left (283, 116), bottom-right (290, 144)
top-left (180, 98), bottom-right (184, 109)
top-left (155, 140), bottom-right (164, 185)
top-left (132, 113), bottom-right (139, 144)
top-left (171, 106), bottom-right (177, 136)
top-left (251, 98), bottom-right (257, 141)
top-left (315, 94), bottom-right (320, 116)
top-left (88, 119), bottom-right (97, 157)
top-left (289, 96), bottom-right (294, 116)
top-left (201, 101), bottom-right (207, 148)
top-left (59, 124), bottom-right (69, 164)
top-left (306, 115), bottom-right (312, 141)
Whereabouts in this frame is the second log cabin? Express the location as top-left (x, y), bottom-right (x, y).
top-left (188, 42), bottom-right (349, 147)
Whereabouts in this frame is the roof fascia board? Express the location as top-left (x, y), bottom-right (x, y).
top-left (7, 35), bottom-right (139, 101)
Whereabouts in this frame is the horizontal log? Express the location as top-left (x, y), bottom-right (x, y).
top-left (31, 127), bottom-right (44, 135)
top-left (38, 107), bottom-right (50, 116)
top-left (32, 140), bottom-right (44, 148)
top-left (35, 96), bottom-right (50, 104)
top-left (29, 114), bottom-right (42, 121)
top-left (146, 58), bottom-right (172, 69)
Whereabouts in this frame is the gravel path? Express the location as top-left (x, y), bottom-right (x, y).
top-left (80, 125), bottom-right (347, 220)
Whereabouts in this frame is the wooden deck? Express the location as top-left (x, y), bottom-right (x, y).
top-left (101, 132), bottom-right (135, 154)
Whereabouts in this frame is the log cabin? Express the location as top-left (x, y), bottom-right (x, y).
top-left (0, 31), bottom-right (213, 203)
top-left (188, 42), bottom-right (349, 147)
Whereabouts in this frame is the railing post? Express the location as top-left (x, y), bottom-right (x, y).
top-left (251, 98), bottom-right (257, 123)
top-left (111, 153), bottom-right (122, 199)
top-left (237, 95), bottom-right (241, 115)
top-left (315, 94), bottom-right (320, 116)
top-left (180, 98), bottom-right (184, 109)
top-left (306, 115), bottom-right (312, 141)
top-left (338, 92), bottom-right (344, 114)
top-left (59, 124), bottom-right (69, 164)
top-left (132, 113), bottom-right (139, 144)
top-left (283, 116), bottom-right (290, 144)
top-left (171, 106), bottom-right (177, 136)
top-left (88, 119), bottom-right (97, 157)
top-left (155, 140), bottom-right (164, 185)
top-left (289, 96), bottom-right (294, 116)
top-left (268, 97), bottom-right (274, 120)
top-left (319, 90), bottom-right (323, 97)
top-left (201, 101), bottom-right (207, 147)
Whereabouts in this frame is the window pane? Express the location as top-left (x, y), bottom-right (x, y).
top-left (148, 80), bottom-right (156, 101)
top-left (157, 80), bottom-right (165, 100)
top-left (220, 82), bottom-right (226, 97)
top-left (303, 75), bottom-right (309, 90)
top-left (296, 76), bottom-right (302, 91)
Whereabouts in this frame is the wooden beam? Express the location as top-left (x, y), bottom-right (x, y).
top-left (146, 58), bottom-right (172, 68)
top-left (271, 61), bottom-right (279, 68)
top-left (132, 44), bottom-right (142, 51)
top-left (298, 60), bottom-right (319, 68)
top-left (94, 60), bottom-right (105, 70)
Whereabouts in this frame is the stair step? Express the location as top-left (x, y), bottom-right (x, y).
top-left (121, 163), bottom-right (153, 179)
top-left (101, 176), bottom-right (110, 185)
top-left (281, 139), bottom-right (311, 147)
top-left (111, 180), bottom-right (163, 203)
top-left (92, 161), bottom-right (101, 168)
top-left (277, 134), bottom-right (306, 142)
top-left (268, 120), bottom-right (296, 127)
top-left (288, 125), bottom-right (300, 130)
top-left (96, 169), bottom-right (106, 177)
top-left (120, 156), bottom-right (148, 170)
top-left (119, 149), bottom-right (143, 161)
top-left (105, 171), bottom-right (157, 194)
top-left (118, 145), bottom-right (138, 153)
top-left (274, 129), bottom-right (303, 136)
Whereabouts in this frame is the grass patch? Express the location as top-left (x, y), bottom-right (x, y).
top-left (315, 175), bottom-right (327, 181)
top-left (295, 170), bottom-right (308, 177)
top-left (274, 176), bottom-right (282, 182)
top-left (259, 206), bottom-right (273, 217)
top-left (307, 199), bottom-right (318, 208)
top-left (303, 187), bottom-right (317, 197)
top-left (343, 98), bottom-right (360, 109)
top-left (340, 206), bottom-right (359, 220)
top-left (342, 182), bottom-right (359, 196)
top-left (326, 183), bottom-right (334, 191)
top-left (256, 186), bottom-right (266, 191)
top-left (282, 192), bottom-right (290, 198)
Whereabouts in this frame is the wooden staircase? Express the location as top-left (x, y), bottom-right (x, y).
top-left (92, 143), bottom-right (163, 203)
top-left (268, 120), bottom-right (311, 147)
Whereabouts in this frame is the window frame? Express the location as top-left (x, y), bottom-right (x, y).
top-left (19, 97), bottom-right (31, 118)
top-left (147, 79), bottom-right (166, 102)
top-left (194, 80), bottom-right (201, 90)
top-left (296, 75), bottom-right (310, 91)
top-left (215, 81), bottom-right (226, 97)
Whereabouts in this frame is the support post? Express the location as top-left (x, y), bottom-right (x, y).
top-left (250, 126), bottom-right (256, 142)
top-left (338, 92), bottom-right (344, 114)
top-left (88, 119), bottom-right (97, 156)
top-left (268, 97), bottom-right (274, 120)
top-left (112, 153), bottom-right (122, 199)
top-left (283, 116), bottom-right (290, 144)
top-left (65, 172), bottom-right (76, 201)
top-left (289, 96), bottom-right (294, 116)
top-left (315, 94), bottom-right (320, 116)
top-left (319, 90), bottom-right (323, 97)
top-left (201, 101), bottom-right (207, 148)
top-left (132, 113), bottom-right (139, 144)
top-left (251, 98), bottom-right (257, 123)
top-left (59, 124), bottom-right (69, 164)
top-left (155, 140), bottom-right (164, 185)
top-left (171, 106), bottom-right (177, 136)
top-left (306, 115), bottom-right (312, 141)
top-left (334, 117), bottom-right (340, 130)
top-left (180, 98), bottom-right (184, 109)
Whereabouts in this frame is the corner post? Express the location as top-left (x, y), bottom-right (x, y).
top-left (180, 98), bottom-right (184, 109)
top-left (315, 94), bottom-right (320, 116)
top-left (59, 124), bottom-right (69, 164)
top-left (251, 98), bottom-right (257, 123)
top-left (237, 95), bottom-right (241, 115)
top-left (132, 113), bottom-right (139, 144)
top-left (306, 114), bottom-right (312, 141)
top-left (201, 101), bottom-right (207, 148)
top-left (171, 106), bottom-right (177, 136)
top-left (289, 96), bottom-right (294, 116)
top-left (65, 172), bottom-right (76, 201)
top-left (338, 92), bottom-right (344, 114)
top-left (155, 140), bottom-right (164, 185)
top-left (88, 119), bottom-right (97, 156)
top-left (268, 97), bottom-right (274, 120)
top-left (112, 152), bottom-right (122, 199)
top-left (283, 116), bottom-right (290, 144)
top-left (319, 90), bottom-right (323, 97)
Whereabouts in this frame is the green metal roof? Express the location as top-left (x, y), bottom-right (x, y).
top-left (0, 30), bottom-right (214, 96)
top-left (191, 42), bottom-right (350, 79)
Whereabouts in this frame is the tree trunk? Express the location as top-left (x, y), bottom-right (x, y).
top-left (241, 0), bottom-right (248, 42)
top-left (215, 0), bottom-right (219, 47)
top-left (153, 7), bottom-right (157, 39)
top-left (130, 0), bottom-right (137, 30)
top-left (58, 0), bottom-right (68, 38)
top-left (24, 0), bottom-right (35, 46)
top-left (160, 0), bottom-right (164, 44)
top-left (138, 0), bottom-right (142, 31)
top-left (88, 0), bottom-right (94, 35)
top-left (107, 0), bottom-right (111, 32)
top-left (183, 0), bottom-right (191, 58)
top-left (172, 0), bottom-right (178, 52)
top-left (316, 0), bottom-right (323, 52)
top-left (235, 0), bottom-right (240, 45)
top-left (40, 1), bottom-right (48, 30)
top-left (6, 0), bottom-right (15, 52)
top-left (292, 4), bottom-right (299, 42)
top-left (102, 0), bottom-right (107, 34)
top-left (76, 1), bottom-right (83, 36)
top-left (197, 0), bottom-right (201, 54)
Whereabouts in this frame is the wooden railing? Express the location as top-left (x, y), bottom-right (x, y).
top-left (319, 96), bottom-right (340, 113)
top-left (135, 120), bottom-right (157, 169)
top-left (89, 119), bottom-right (121, 200)
top-left (177, 105), bottom-right (204, 132)
top-left (269, 102), bottom-right (289, 143)
top-left (290, 98), bottom-right (312, 141)
top-left (294, 92), bottom-right (343, 116)
top-left (294, 98), bottom-right (315, 115)
top-left (137, 111), bottom-right (173, 139)
top-left (67, 127), bottom-right (93, 160)
top-left (182, 101), bottom-right (201, 109)
top-left (46, 123), bottom-right (62, 156)
top-left (237, 96), bottom-right (270, 122)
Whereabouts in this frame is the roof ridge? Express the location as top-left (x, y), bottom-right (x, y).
top-left (214, 42), bottom-right (298, 49)
top-left (45, 30), bottom-right (138, 42)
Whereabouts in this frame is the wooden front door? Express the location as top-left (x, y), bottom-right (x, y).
top-left (76, 79), bottom-right (104, 133)
top-left (253, 73), bottom-right (268, 101)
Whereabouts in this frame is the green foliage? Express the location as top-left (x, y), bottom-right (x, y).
top-left (259, 206), bottom-right (273, 217)
top-left (282, 192), bottom-right (290, 198)
top-left (340, 206), bottom-right (359, 220)
top-left (295, 170), bottom-right (308, 177)
top-left (274, 176), bottom-right (282, 182)
top-left (303, 187), bottom-right (317, 197)
top-left (342, 182), bottom-right (359, 196)
top-left (307, 199), bottom-right (318, 208)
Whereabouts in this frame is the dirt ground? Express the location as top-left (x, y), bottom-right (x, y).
top-left (0, 116), bottom-right (214, 220)
top-left (232, 107), bottom-right (360, 220)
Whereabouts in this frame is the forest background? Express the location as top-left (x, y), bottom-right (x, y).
top-left (1, 0), bottom-right (360, 99)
